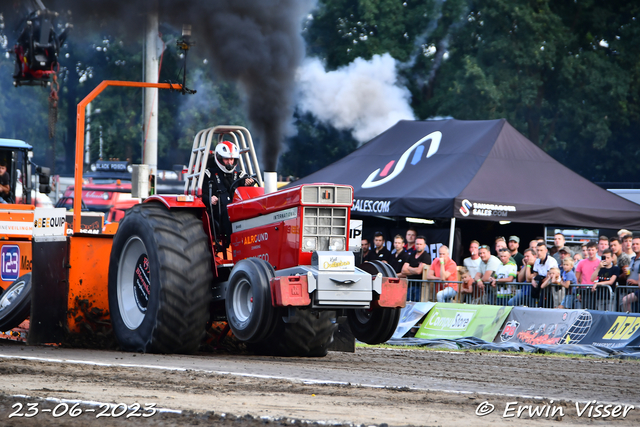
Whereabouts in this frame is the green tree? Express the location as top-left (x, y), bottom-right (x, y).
top-left (307, 0), bottom-right (437, 69)
top-left (417, 0), bottom-right (640, 181)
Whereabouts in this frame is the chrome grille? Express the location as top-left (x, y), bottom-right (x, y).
top-left (303, 207), bottom-right (348, 252)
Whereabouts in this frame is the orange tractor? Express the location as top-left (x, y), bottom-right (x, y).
top-left (18, 81), bottom-right (407, 356)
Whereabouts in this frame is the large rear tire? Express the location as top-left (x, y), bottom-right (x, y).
top-left (250, 308), bottom-right (338, 357)
top-left (0, 273), bottom-right (32, 331)
top-left (347, 261), bottom-right (402, 344)
top-left (225, 258), bottom-right (279, 343)
top-left (108, 204), bottom-right (212, 353)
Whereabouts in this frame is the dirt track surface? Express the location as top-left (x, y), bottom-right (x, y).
top-left (0, 342), bottom-right (639, 426)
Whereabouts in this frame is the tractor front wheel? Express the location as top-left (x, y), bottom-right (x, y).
top-left (108, 204), bottom-right (212, 353)
top-left (225, 258), bottom-right (279, 343)
top-left (0, 273), bottom-right (32, 331)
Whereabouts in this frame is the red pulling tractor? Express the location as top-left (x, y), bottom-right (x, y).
top-left (108, 125), bottom-right (407, 356)
top-left (3, 81), bottom-right (405, 357)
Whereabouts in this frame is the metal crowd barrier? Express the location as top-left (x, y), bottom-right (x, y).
top-left (406, 279), bottom-right (617, 311)
top-left (616, 285), bottom-right (640, 314)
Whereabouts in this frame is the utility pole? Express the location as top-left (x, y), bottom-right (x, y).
top-left (143, 1), bottom-right (159, 194)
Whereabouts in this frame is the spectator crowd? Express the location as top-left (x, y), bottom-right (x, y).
top-left (359, 228), bottom-right (640, 312)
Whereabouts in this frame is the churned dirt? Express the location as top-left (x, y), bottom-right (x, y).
top-left (0, 342), bottom-right (639, 426)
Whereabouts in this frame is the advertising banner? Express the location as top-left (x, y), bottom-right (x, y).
top-left (580, 312), bottom-right (640, 349)
top-left (392, 302), bottom-right (436, 339)
top-left (416, 303), bottom-right (511, 342)
top-left (494, 307), bottom-right (593, 346)
top-left (33, 208), bottom-right (66, 237)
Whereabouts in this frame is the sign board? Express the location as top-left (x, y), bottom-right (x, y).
top-left (1, 245), bottom-right (20, 281)
top-left (33, 208), bottom-right (66, 237)
top-left (580, 312), bottom-right (640, 349)
top-left (416, 303), bottom-right (512, 342)
top-left (392, 302), bottom-right (436, 339)
top-left (348, 219), bottom-right (362, 252)
top-left (312, 251), bottom-right (355, 272)
top-left (495, 307), bottom-right (592, 345)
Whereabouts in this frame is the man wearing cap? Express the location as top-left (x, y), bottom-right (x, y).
top-left (552, 233), bottom-right (571, 265)
top-left (508, 236), bottom-right (524, 269)
top-left (557, 247), bottom-right (574, 270)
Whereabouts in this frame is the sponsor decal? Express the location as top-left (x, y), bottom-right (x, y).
top-left (84, 190), bottom-right (110, 200)
top-left (500, 320), bottom-right (520, 342)
top-left (428, 310), bottom-right (475, 331)
top-left (351, 199), bottom-right (390, 213)
top-left (349, 219), bottom-right (362, 251)
top-left (1, 245), bottom-right (20, 281)
top-left (559, 311), bottom-right (592, 344)
top-left (285, 225), bottom-right (299, 234)
top-left (418, 304), bottom-right (512, 341)
top-left (33, 208), bottom-right (67, 237)
top-left (0, 221), bottom-right (33, 236)
top-left (94, 160), bottom-right (128, 172)
top-left (133, 254), bottom-right (151, 312)
top-left (232, 207), bottom-right (297, 232)
top-left (459, 199), bottom-right (472, 217)
top-left (315, 253), bottom-right (354, 271)
top-left (323, 259), bottom-right (351, 269)
top-left (459, 199), bottom-right (517, 218)
top-left (21, 256), bottom-right (32, 271)
top-left (601, 316), bottom-right (640, 341)
top-left (243, 232), bottom-right (269, 245)
top-left (362, 131), bottom-right (442, 189)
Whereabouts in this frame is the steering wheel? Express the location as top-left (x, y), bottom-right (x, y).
top-left (229, 174), bottom-right (258, 195)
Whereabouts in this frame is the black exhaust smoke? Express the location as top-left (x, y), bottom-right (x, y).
top-left (18, 0), bottom-right (314, 172)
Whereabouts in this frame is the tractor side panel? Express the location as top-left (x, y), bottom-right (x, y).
top-left (230, 215), bottom-right (300, 270)
top-left (67, 234), bottom-right (114, 333)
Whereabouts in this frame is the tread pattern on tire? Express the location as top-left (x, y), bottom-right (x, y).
top-left (347, 261), bottom-right (401, 345)
top-left (251, 309), bottom-right (338, 357)
top-left (111, 204), bottom-right (212, 354)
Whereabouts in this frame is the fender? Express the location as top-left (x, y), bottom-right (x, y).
top-left (143, 195), bottom-right (206, 209)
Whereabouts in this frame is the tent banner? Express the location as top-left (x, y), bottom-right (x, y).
top-left (580, 312), bottom-right (640, 349)
top-left (494, 307), bottom-right (593, 346)
top-left (392, 302), bottom-right (436, 339)
top-left (416, 303), bottom-right (511, 342)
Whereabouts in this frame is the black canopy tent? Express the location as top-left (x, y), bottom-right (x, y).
top-left (293, 119), bottom-right (640, 252)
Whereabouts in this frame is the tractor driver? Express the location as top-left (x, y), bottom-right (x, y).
top-left (202, 141), bottom-right (254, 245)
top-left (0, 160), bottom-right (10, 204)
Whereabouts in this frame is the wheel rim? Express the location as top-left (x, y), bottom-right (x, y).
top-left (0, 281), bottom-right (25, 312)
top-left (117, 236), bottom-right (150, 330)
top-left (233, 277), bottom-right (253, 323)
top-left (354, 308), bottom-right (373, 324)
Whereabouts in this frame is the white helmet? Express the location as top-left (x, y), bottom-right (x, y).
top-left (214, 140), bottom-right (240, 173)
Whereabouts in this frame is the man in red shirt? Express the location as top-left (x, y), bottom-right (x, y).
top-left (427, 245), bottom-right (458, 302)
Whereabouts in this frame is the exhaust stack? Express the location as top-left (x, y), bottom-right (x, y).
top-left (264, 171), bottom-right (277, 194)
